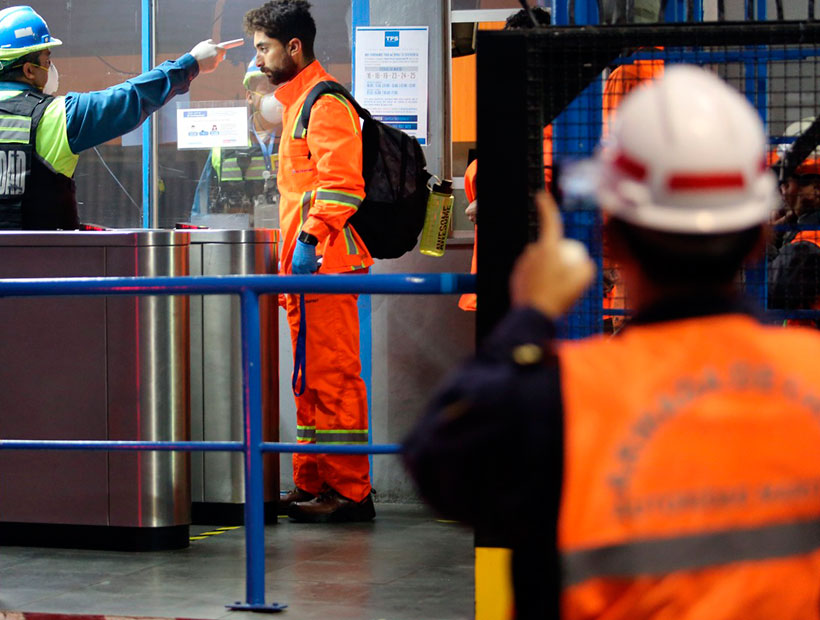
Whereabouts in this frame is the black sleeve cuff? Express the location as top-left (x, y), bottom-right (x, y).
top-left (481, 307), bottom-right (556, 362)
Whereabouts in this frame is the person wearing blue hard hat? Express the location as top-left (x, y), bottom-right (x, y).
top-left (192, 57), bottom-right (283, 225)
top-left (0, 5), bottom-right (229, 229)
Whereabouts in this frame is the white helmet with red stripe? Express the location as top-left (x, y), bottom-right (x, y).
top-left (595, 64), bottom-right (777, 233)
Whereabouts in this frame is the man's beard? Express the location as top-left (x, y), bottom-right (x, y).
top-left (267, 55), bottom-right (299, 86)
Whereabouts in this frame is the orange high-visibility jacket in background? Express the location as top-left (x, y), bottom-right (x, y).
top-left (558, 314), bottom-right (820, 619)
top-left (275, 60), bottom-right (371, 502)
top-left (276, 60), bottom-right (373, 275)
top-left (603, 58), bottom-right (665, 136)
top-left (458, 159), bottom-right (478, 312)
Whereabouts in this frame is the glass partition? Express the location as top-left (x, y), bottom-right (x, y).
top-left (0, 0), bottom-right (356, 229)
top-left (156, 0), bottom-right (354, 229)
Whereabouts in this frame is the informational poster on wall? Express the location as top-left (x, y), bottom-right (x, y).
top-left (354, 26), bottom-right (429, 145)
top-left (175, 104), bottom-right (249, 150)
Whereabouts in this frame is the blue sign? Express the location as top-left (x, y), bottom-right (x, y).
top-left (384, 31), bottom-right (400, 47)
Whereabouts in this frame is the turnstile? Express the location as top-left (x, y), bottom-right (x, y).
top-left (0, 231), bottom-right (190, 550)
top-left (188, 229), bottom-right (279, 525)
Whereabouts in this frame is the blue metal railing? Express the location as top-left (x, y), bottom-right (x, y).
top-left (0, 272), bottom-right (475, 613)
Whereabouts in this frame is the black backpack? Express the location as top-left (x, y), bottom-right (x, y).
top-left (299, 81), bottom-right (431, 259)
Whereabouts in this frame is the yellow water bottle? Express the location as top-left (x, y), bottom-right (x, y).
top-left (419, 179), bottom-right (454, 257)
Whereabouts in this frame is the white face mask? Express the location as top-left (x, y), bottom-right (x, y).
top-left (43, 63), bottom-right (58, 96)
top-left (259, 93), bottom-right (282, 125)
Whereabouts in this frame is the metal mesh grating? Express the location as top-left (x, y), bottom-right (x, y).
top-left (476, 21), bottom-right (820, 341)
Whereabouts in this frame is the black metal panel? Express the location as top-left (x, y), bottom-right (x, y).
top-left (475, 20), bottom-right (820, 344)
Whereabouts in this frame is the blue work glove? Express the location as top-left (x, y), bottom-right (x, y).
top-left (292, 240), bottom-right (320, 274)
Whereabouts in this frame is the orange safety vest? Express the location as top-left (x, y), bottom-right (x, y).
top-left (558, 314), bottom-right (820, 619)
top-left (274, 60), bottom-right (372, 274)
top-left (786, 230), bottom-right (820, 327)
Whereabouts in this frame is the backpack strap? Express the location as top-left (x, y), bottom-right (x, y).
top-left (294, 80), bottom-right (371, 139)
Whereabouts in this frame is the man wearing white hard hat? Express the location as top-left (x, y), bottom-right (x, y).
top-left (192, 58), bottom-right (282, 225)
top-left (405, 66), bottom-right (820, 618)
top-left (0, 5), bottom-right (228, 229)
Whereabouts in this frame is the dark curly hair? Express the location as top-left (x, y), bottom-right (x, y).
top-left (244, 1), bottom-right (316, 60)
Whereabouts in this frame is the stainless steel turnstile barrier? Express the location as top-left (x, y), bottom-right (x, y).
top-left (187, 229), bottom-right (279, 525)
top-left (0, 230), bottom-right (190, 550)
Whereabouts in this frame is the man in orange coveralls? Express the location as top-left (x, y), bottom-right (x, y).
top-left (244, 0), bottom-right (374, 523)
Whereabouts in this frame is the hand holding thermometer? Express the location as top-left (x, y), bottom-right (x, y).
top-left (217, 39), bottom-right (245, 49)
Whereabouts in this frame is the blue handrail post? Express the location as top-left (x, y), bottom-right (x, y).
top-left (227, 288), bottom-right (286, 613)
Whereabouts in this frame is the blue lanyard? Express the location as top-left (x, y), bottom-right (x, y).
top-left (250, 124), bottom-right (275, 172)
top-left (292, 294), bottom-right (307, 396)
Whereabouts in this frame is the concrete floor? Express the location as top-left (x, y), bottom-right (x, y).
top-left (0, 504), bottom-right (474, 620)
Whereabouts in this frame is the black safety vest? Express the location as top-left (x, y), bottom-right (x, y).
top-left (0, 90), bottom-right (77, 230)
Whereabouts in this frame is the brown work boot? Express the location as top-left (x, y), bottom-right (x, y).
top-left (287, 488), bottom-right (376, 523)
top-left (278, 487), bottom-right (315, 515)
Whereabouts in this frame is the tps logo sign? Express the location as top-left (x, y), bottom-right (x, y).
top-left (385, 31), bottom-right (400, 47)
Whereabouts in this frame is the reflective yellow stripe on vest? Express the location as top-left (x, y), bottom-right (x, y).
top-left (562, 515), bottom-right (820, 586)
top-left (0, 114), bottom-right (31, 143)
top-left (0, 92), bottom-right (77, 177)
top-left (217, 152), bottom-right (272, 182)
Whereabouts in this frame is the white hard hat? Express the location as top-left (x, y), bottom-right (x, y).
top-left (776, 116), bottom-right (820, 175)
top-left (595, 65), bottom-right (777, 234)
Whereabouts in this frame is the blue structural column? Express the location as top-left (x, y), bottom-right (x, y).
top-left (141, 0), bottom-right (153, 228)
top-left (664, 0), bottom-right (686, 21)
top-left (551, 0), bottom-right (604, 339)
top-left (351, 0), bottom-right (374, 479)
top-left (550, 0), bottom-right (569, 24)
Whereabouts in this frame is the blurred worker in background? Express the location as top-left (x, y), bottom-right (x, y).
top-left (0, 5), bottom-right (227, 230)
top-left (600, 2), bottom-right (665, 330)
top-left (245, 0), bottom-right (374, 523)
top-left (768, 119), bottom-right (820, 327)
top-left (192, 58), bottom-right (282, 226)
top-left (406, 66), bottom-right (820, 619)
top-left (769, 118), bottom-right (819, 233)
top-left (457, 6), bottom-right (551, 313)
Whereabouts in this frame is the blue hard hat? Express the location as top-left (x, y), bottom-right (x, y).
top-left (243, 58), bottom-right (265, 89)
top-left (0, 6), bottom-right (61, 64)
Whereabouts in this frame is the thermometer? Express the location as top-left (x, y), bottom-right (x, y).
top-left (218, 39), bottom-right (245, 49)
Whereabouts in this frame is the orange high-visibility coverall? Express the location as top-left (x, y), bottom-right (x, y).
top-left (275, 60), bottom-right (372, 502)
